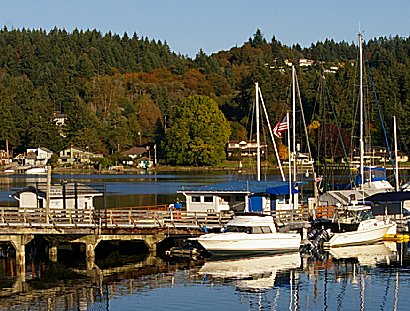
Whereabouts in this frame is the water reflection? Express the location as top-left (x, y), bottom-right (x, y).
top-left (198, 252), bottom-right (301, 291)
top-left (1, 242), bottom-right (409, 310)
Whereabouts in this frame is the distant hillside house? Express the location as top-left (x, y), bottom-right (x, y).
top-left (11, 183), bottom-right (102, 210)
top-left (53, 112), bottom-right (68, 126)
top-left (298, 58), bottom-right (314, 67)
top-left (226, 140), bottom-right (267, 158)
top-left (24, 147), bottom-right (53, 166)
top-left (59, 146), bottom-right (103, 164)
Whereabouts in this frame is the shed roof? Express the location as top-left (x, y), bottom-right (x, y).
top-left (178, 180), bottom-right (298, 195)
top-left (11, 183), bottom-right (102, 200)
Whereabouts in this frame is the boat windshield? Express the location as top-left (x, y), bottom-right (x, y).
top-left (224, 226), bottom-right (273, 234)
top-left (225, 226), bottom-right (252, 233)
top-left (359, 210), bottom-right (374, 221)
top-left (344, 209), bottom-right (375, 222)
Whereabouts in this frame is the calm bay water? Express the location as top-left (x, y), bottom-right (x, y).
top-left (1, 243), bottom-right (410, 310)
top-left (1, 171), bottom-right (410, 310)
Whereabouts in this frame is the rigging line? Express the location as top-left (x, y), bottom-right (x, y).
top-left (246, 95), bottom-right (256, 179)
top-left (324, 80), bottom-right (355, 185)
top-left (295, 70), bottom-right (313, 159)
top-left (363, 44), bottom-right (395, 172)
top-left (258, 86), bottom-right (286, 181)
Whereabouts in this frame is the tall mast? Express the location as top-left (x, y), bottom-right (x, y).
top-left (292, 66), bottom-right (297, 183)
top-left (287, 111), bottom-right (293, 217)
top-left (256, 82), bottom-right (261, 181)
top-left (359, 33), bottom-right (365, 189)
top-left (394, 115), bottom-right (399, 191)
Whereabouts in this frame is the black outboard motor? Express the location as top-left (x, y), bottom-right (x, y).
top-left (301, 228), bottom-right (330, 255)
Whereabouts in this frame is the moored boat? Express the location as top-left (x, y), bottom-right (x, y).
top-left (322, 203), bottom-right (396, 248)
top-left (192, 214), bottom-right (301, 256)
top-left (25, 166), bottom-right (48, 175)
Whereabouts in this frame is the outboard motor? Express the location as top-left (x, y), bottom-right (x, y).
top-left (301, 228), bottom-right (330, 256)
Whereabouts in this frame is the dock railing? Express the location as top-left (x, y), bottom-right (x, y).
top-left (0, 206), bottom-right (95, 229)
top-left (93, 208), bottom-right (234, 230)
top-left (1, 205), bottom-right (321, 232)
top-left (0, 206), bottom-right (234, 231)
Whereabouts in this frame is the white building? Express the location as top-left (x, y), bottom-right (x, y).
top-left (25, 147), bottom-right (53, 166)
top-left (59, 146), bottom-right (103, 164)
top-left (177, 180), bottom-right (298, 213)
top-left (11, 183), bottom-right (102, 210)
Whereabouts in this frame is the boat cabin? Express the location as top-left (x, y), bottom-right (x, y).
top-left (178, 180), bottom-right (299, 213)
top-left (11, 183), bottom-right (102, 210)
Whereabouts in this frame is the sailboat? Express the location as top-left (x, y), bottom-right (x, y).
top-left (319, 32), bottom-right (394, 207)
top-left (312, 33), bottom-right (397, 248)
top-left (190, 84), bottom-right (302, 255)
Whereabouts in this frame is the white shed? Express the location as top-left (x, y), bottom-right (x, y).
top-left (11, 183), bottom-right (102, 210)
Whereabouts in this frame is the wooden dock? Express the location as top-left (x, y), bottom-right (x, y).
top-left (0, 203), bottom-right (330, 279)
top-left (0, 206), bottom-right (237, 275)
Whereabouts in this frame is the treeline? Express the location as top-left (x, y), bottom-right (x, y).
top-left (0, 27), bottom-right (410, 165)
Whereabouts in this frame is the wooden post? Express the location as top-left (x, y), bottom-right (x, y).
top-left (46, 166), bottom-right (51, 224)
top-left (10, 235), bottom-right (34, 278)
top-left (49, 246), bottom-right (58, 262)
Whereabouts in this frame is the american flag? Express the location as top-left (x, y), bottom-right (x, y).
top-left (273, 115), bottom-right (288, 138)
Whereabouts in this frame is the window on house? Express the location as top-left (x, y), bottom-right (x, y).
top-left (235, 195), bottom-right (245, 202)
top-left (221, 196), bottom-right (230, 203)
top-left (191, 196), bottom-right (201, 202)
top-left (204, 196), bottom-right (213, 203)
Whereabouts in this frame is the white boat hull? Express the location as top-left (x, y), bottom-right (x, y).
top-left (324, 222), bottom-right (395, 248)
top-left (196, 232), bottom-right (301, 255)
top-left (25, 167), bottom-right (47, 175)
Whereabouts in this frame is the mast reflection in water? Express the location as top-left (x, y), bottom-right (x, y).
top-left (1, 242), bottom-right (410, 310)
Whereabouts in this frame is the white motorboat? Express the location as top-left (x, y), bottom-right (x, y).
top-left (25, 166), bottom-right (48, 175)
top-left (193, 214), bottom-right (301, 255)
top-left (323, 203), bottom-right (396, 248)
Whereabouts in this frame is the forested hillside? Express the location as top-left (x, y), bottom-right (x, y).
top-left (0, 27), bottom-right (409, 165)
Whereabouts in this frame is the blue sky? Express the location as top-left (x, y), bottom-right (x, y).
top-left (1, 1), bottom-right (409, 58)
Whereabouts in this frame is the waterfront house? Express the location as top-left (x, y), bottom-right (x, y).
top-left (11, 183), bottom-right (102, 210)
top-left (122, 146), bottom-right (150, 166)
top-left (226, 140), bottom-right (267, 159)
top-left (24, 147), bottom-right (53, 166)
top-left (122, 146), bottom-right (149, 159)
top-left (58, 146), bottom-right (103, 165)
top-left (177, 180), bottom-right (298, 213)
